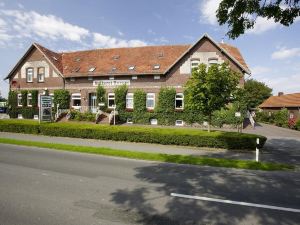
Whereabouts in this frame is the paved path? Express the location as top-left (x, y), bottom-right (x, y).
top-left (0, 144), bottom-right (299, 225)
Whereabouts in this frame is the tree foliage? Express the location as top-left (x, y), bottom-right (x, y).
top-left (96, 85), bottom-right (107, 110)
top-left (244, 79), bottom-right (272, 108)
top-left (184, 63), bottom-right (239, 131)
top-left (217, 0), bottom-right (300, 39)
top-left (114, 84), bottom-right (128, 111)
top-left (53, 90), bottom-right (70, 109)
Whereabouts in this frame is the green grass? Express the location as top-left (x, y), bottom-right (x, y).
top-left (0, 137), bottom-right (293, 171)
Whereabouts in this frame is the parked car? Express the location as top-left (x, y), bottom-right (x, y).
top-left (0, 106), bottom-right (7, 113)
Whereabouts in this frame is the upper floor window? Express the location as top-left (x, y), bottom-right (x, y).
top-left (208, 58), bottom-right (218, 66)
top-left (17, 93), bottom-right (22, 107)
top-left (190, 59), bottom-right (200, 71)
top-left (126, 93), bottom-right (134, 109)
top-left (27, 93), bottom-right (32, 107)
top-left (175, 93), bottom-right (184, 109)
top-left (146, 93), bottom-right (155, 109)
top-left (108, 93), bottom-right (115, 108)
top-left (26, 68), bottom-right (33, 82)
top-left (38, 67), bottom-right (45, 82)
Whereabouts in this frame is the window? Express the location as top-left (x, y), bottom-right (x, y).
top-left (70, 78), bottom-right (75, 82)
top-left (128, 65), bottom-right (135, 71)
top-left (126, 117), bottom-right (133, 124)
top-left (38, 67), bottom-right (45, 82)
top-left (154, 75), bottom-right (160, 80)
top-left (146, 93), bottom-right (155, 109)
top-left (88, 76), bottom-right (93, 81)
top-left (27, 93), bottom-right (32, 107)
top-left (126, 93), bottom-right (134, 109)
top-left (175, 120), bottom-right (184, 126)
top-left (153, 64), bottom-right (160, 70)
top-left (208, 58), bottom-right (218, 66)
top-left (88, 67), bottom-right (96, 72)
top-left (108, 93), bottom-right (115, 108)
top-left (190, 59), bottom-right (200, 70)
top-left (26, 68), bottom-right (33, 82)
top-left (175, 93), bottom-right (184, 109)
top-left (150, 118), bottom-right (158, 125)
top-left (71, 93), bottom-right (81, 109)
top-left (132, 75), bottom-right (137, 80)
top-left (17, 93), bottom-right (22, 106)
top-left (109, 76), bottom-right (114, 80)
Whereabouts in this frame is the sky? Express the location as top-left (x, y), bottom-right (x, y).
top-left (0, 0), bottom-right (299, 98)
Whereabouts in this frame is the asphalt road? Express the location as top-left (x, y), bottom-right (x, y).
top-left (0, 143), bottom-right (299, 225)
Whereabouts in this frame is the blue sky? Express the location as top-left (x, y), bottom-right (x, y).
top-left (0, 0), bottom-right (300, 98)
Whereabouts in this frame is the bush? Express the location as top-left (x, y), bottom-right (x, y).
top-left (8, 107), bottom-right (20, 118)
top-left (0, 120), bottom-right (267, 150)
top-left (295, 120), bottom-right (300, 130)
top-left (68, 110), bottom-right (95, 122)
top-left (54, 90), bottom-right (70, 110)
top-left (274, 108), bottom-right (289, 128)
top-left (114, 84), bottom-right (128, 112)
top-left (30, 90), bottom-right (39, 107)
top-left (96, 85), bottom-right (107, 110)
top-left (8, 91), bottom-right (18, 108)
top-left (0, 120), bottom-right (39, 134)
top-left (256, 111), bottom-right (275, 124)
top-left (22, 107), bottom-right (39, 119)
top-left (133, 89), bottom-right (147, 123)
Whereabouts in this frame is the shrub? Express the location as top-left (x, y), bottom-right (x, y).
top-left (133, 89), bottom-right (147, 123)
top-left (30, 90), bottom-right (39, 107)
top-left (155, 87), bottom-right (176, 125)
top-left (68, 110), bottom-right (95, 122)
top-left (21, 90), bottom-right (28, 107)
top-left (256, 111), bottom-right (274, 123)
top-left (0, 120), bottom-right (267, 150)
top-left (114, 84), bottom-right (128, 112)
top-left (54, 90), bottom-right (70, 110)
top-left (295, 120), bottom-right (300, 130)
top-left (8, 90), bottom-right (17, 108)
top-left (96, 85), bottom-right (107, 110)
top-left (22, 107), bottom-right (39, 119)
top-left (8, 107), bottom-right (20, 118)
top-left (274, 108), bottom-right (289, 127)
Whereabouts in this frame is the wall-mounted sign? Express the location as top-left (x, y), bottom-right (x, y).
top-left (93, 80), bottom-right (130, 87)
top-left (39, 95), bottom-right (52, 122)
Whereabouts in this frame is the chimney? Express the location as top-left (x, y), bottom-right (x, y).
top-left (278, 92), bottom-right (284, 96)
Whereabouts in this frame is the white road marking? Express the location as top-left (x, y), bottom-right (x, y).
top-left (170, 193), bottom-right (300, 213)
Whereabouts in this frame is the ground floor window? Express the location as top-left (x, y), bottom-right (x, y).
top-left (72, 93), bottom-right (81, 109)
top-left (146, 93), bottom-right (155, 109)
top-left (17, 94), bottom-right (22, 106)
top-left (175, 93), bottom-right (184, 109)
top-left (126, 93), bottom-right (134, 109)
top-left (108, 93), bottom-right (115, 108)
top-left (27, 93), bottom-right (32, 107)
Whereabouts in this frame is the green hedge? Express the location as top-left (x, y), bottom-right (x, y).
top-left (0, 120), bottom-right (267, 150)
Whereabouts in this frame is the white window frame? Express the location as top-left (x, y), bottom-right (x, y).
top-left (154, 75), bottom-right (160, 80)
top-left (17, 93), bottom-right (22, 107)
top-left (126, 93), bottom-right (134, 109)
top-left (190, 59), bottom-right (200, 70)
top-left (37, 67), bottom-right (45, 82)
top-left (150, 118), bottom-right (158, 125)
top-left (27, 93), bottom-right (32, 107)
top-left (109, 76), bottom-right (114, 80)
top-left (175, 120), bottom-right (184, 126)
top-left (71, 93), bottom-right (81, 109)
top-left (70, 78), bottom-right (75, 82)
top-left (132, 75), bottom-right (137, 80)
top-left (146, 93), bottom-right (155, 109)
top-left (208, 58), bottom-right (218, 66)
top-left (108, 93), bottom-right (115, 108)
top-left (175, 93), bottom-right (184, 109)
top-left (26, 67), bottom-right (33, 82)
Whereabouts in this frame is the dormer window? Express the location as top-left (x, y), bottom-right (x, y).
top-left (52, 56), bottom-right (58, 61)
top-left (26, 68), bottom-right (33, 82)
top-left (153, 64), bottom-right (160, 70)
top-left (128, 65), bottom-right (135, 71)
top-left (88, 67), bottom-right (96, 72)
top-left (111, 67), bottom-right (117, 72)
top-left (73, 67), bottom-right (80, 73)
top-left (113, 55), bottom-right (120, 60)
top-left (191, 59), bottom-right (200, 70)
top-left (158, 52), bottom-right (164, 58)
top-left (75, 58), bottom-right (81, 62)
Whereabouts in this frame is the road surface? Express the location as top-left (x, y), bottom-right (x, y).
top-left (0, 143), bottom-right (299, 225)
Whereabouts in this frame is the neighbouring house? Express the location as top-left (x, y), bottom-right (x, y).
top-left (4, 34), bottom-right (250, 121)
top-left (259, 92), bottom-right (300, 120)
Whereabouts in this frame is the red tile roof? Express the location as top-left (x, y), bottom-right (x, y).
top-left (259, 93), bottom-right (300, 108)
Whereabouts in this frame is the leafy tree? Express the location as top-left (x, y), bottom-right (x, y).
top-left (244, 79), bottom-right (272, 108)
top-left (96, 85), bottom-right (107, 110)
top-left (217, 0), bottom-right (300, 39)
top-left (185, 63), bottom-right (239, 132)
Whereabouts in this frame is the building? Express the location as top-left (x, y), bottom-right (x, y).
top-left (5, 34), bottom-right (250, 114)
top-left (259, 92), bottom-right (300, 120)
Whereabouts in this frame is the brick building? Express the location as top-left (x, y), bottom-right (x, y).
top-left (5, 34), bottom-right (250, 114)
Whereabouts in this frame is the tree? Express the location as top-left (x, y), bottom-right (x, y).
top-left (96, 85), bottom-right (107, 110)
top-left (217, 0), bottom-right (300, 39)
top-left (243, 79), bottom-right (272, 108)
top-left (184, 63), bottom-right (239, 132)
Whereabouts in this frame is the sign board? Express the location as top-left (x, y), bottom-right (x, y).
top-left (93, 80), bottom-right (130, 87)
top-left (39, 95), bottom-right (52, 122)
top-left (235, 112), bottom-right (241, 117)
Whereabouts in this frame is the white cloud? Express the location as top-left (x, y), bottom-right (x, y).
top-left (271, 47), bottom-right (300, 60)
top-left (260, 74), bottom-right (300, 94)
top-left (154, 36), bottom-right (169, 44)
top-left (93, 33), bottom-right (147, 48)
top-left (199, 0), bottom-right (221, 25)
top-left (1, 10), bottom-right (90, 42)
top-left (247, 17), bottom-right (279, 34)
top-left (0, 8), bottom-right (147, 49)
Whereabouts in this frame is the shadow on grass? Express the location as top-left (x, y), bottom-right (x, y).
top-left (111, 164), bottom-right (300, 225)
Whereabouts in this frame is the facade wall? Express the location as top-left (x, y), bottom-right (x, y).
top-left (9, 48), bottom-right (64, 94)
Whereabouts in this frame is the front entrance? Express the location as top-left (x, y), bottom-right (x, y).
top-left (89, 93), bottom-right (97, 113)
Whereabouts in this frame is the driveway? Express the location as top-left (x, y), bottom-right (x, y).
top-left (243, 123), bottom-right (300, 166)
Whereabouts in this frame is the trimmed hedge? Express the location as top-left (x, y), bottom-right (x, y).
top-left (0, 120), bottom-right (267, 150)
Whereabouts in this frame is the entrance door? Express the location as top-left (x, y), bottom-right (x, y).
top-left (89, 93), bottom-right (97, 113)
